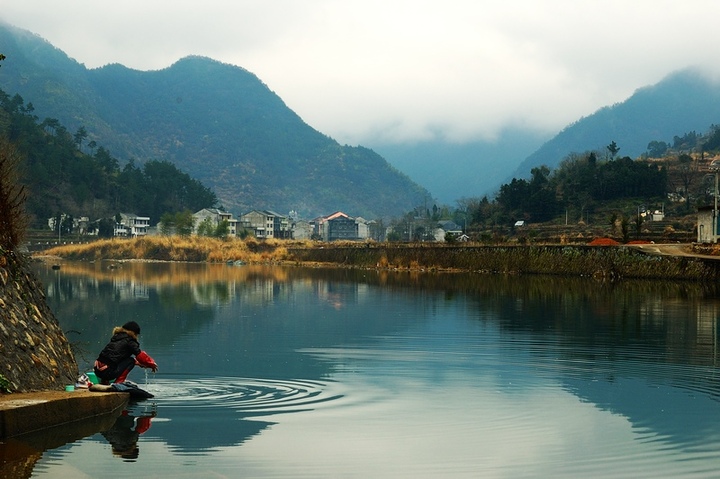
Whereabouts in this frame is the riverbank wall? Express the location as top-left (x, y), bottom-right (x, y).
top-left (287, 244), bottom-right (720, 281)
top-left (0, 250), bottom-right (78, 393)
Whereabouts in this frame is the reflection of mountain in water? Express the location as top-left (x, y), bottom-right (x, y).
top-left (464, 277), bottom-right (720, 449)
top-left (148, 408), bottom-right (273, 455)
top-left (117, 376), bottom-right (340, 455)
top-left (86, 398), bottom-right (274, 456)
top-left (564, 375), bottom-right (720, 450)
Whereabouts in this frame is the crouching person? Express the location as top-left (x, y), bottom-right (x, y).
top-left (94, 321), bottom-right (158, 384)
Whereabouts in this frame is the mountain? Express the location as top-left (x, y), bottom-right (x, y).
top-left (513, 69), bottom-right (720, 179)
top-left (0, 22), bottom-right (429, 220)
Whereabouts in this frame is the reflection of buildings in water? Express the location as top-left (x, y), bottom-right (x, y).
top-left (113, 278), bottom-right (150, 302)
top-left (45, 275), bottom-right (153, 304)
top-left (186, 280), bottom-right (238, 306)
top-left (228, 277), bottom-right (369, 309)
top-left (45, 272), bottom-right (98, 302)
top-left (639, 298), bottom-right (719, 366)
top-left (357, 283), bottom-right (369, 301)
top-left (315, 280), bottom-right (366, 310)
top-left (41, 267), bottom-right (151, 303)
top-left (179, 278), bottom-right (301, 307)
top-left (235, 278), bottom-right (284, 307)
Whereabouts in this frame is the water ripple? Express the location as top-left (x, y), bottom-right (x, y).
top-left (142, 377), bottom-right (343, 417)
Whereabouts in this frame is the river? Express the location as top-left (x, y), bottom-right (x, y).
top-left (14, 261), bottom-right (720, 477)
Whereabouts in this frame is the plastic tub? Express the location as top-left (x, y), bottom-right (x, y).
top-left (86, 372), bottom-right (102, 385)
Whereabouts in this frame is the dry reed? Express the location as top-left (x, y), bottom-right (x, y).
top-left (41, 235), bottom-right (304, 263)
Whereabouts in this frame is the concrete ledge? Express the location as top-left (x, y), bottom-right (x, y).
top-left (0, 389), bottom-right (129, 439)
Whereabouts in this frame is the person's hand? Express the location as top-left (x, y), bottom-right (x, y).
top-left (136, 351), bottom-right (157, 371)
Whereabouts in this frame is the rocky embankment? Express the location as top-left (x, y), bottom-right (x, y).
top-left (0, 250), bottom-right (77, 392)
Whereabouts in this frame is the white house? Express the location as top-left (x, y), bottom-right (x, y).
top-left (434, 220), bottom-right (463, 242)
top-left (115, 213), bottom-right (150, 237)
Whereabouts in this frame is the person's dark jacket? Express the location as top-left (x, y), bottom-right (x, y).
top-left (96, 326), bottom-right (157, 371)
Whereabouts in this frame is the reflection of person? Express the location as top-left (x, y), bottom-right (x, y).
top-left (102, 409), bottom-right (155, 461)
top-left (94, 321), bottom-right (158, 384)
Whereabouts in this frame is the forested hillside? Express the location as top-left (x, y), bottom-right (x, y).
top-left (0, 86), bottom-right (217, 231)
top-left (0, 22), bottom-right (429, 219)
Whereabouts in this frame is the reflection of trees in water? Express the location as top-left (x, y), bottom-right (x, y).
top-left (291, 268), bottom-right (720, 370)
top-left (465, 276), bottom-right (720, 368)
top-left (34, 263), bottom-right (219, 370)
top-left (35, 262), bottom-right (720, 362)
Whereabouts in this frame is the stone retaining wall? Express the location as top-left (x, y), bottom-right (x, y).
top-left (0, 250), bottom-right (78, 392)
top-left (288, 244), bottom-right (720, 281)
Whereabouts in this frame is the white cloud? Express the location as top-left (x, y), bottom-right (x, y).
top-left (4, 0), bottom-right (720, 145)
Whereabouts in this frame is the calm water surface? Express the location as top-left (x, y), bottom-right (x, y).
top-left (8, 262), bottom-right (720, 477)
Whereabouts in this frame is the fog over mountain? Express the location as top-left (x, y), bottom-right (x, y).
top-left (372, 127), bottom-right (550, 204)
top-left (373, 68), bottom-right (720, 204)
top-left (512, 69), bottom-right (720, 179)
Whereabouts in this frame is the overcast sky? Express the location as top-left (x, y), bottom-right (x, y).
top-left (4, 1), bottom-right (720, 146)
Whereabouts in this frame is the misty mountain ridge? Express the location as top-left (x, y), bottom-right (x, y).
top-left (376, 68), bottom-right (720, 204)
top-left (0, 22), bottom-right (429, 220)
top-left (513, 68), bottom-right (720, 179)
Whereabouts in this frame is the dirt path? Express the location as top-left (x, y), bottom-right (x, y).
top-left (627, 243), bottom-right (720, 260)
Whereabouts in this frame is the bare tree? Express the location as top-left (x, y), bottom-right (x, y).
top-left (675, 153), bottom-right (697, 213)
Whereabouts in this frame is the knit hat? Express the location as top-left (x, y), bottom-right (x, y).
top-left (122, 321), bottom-right (141, 335)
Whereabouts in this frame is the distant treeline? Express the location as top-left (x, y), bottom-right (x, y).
top-left (495, 151), bottom-right (666, 222)
top-left (0, 87), bottom-right (217, 229)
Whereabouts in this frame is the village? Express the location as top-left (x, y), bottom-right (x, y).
top-left (42, 208), bottom-right (468, 245)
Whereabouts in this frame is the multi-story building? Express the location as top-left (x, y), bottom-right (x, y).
top-left (240, 210), bottom-right (290, 239)
top-left (193, 208), bottom-right (238, 237)
top-left (314, 211), bottom-right (368, 241)
top-left (114, 213), bottom-right (150, 237)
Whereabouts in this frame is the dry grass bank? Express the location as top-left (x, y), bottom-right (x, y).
top-left (39, 236), bottom-right (316, 263)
